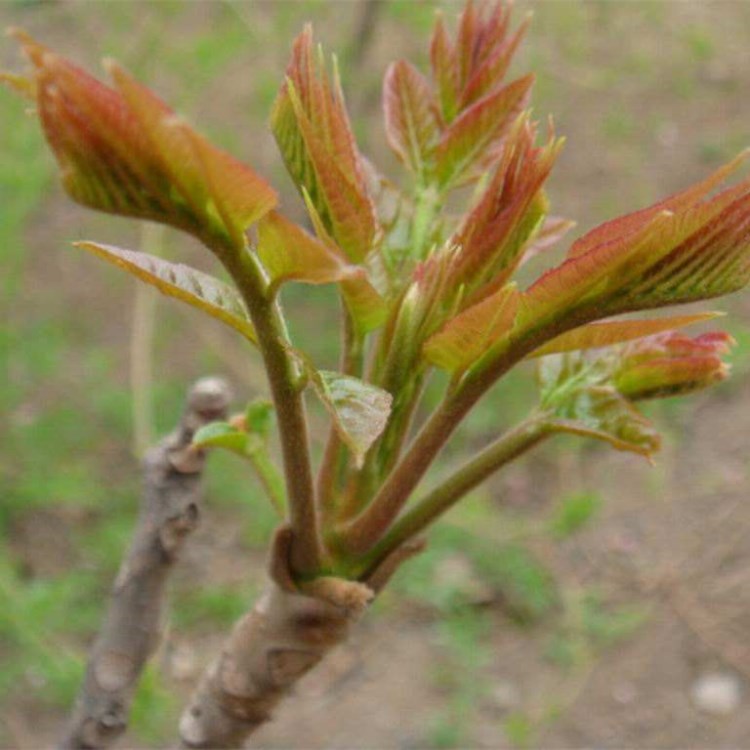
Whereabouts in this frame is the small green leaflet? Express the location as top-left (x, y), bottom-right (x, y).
top-left (75, 241), bottom-right (257, 343)
top-left (538, 353), bottom-right (660, 459)
top-left (193, 416), bottom-right (285, 515)
top-left (543, 385), bottom-right (660, 458)
top-left (192, 421), bottom-right (255, 455)
top-left (288, 350), bottom-right (392, 466)
top-left (244, 400), bottom-right (274, 437)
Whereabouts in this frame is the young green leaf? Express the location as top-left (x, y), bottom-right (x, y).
top-left (383, 60), bottom-right (440, 177)
top-left (244, 400), bottom-right (275, 437)
top-left (74, 241), bottom-right (257, 343)
top-left (423, 283), bottom-right (520, 373)
top-left (271, 26), bottom-right (378, 262)
top-left (544, 385), bottom-right (661, 459)
top-left (193, 421), bottom-right (253, 455)
top-left (434, 74), bottom-right (533, 188)
top-left (193, 418), bottom-right (285, 515)
top-left (256, 209), bottom-right (362, 292)
top-left (538, 353), bottom-right (660, 458)
top-left (297, 360), bottom-right (392, 467)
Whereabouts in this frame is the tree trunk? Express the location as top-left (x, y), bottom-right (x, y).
top-left (178, 579), bottom-right (361, 748)
top-left (179, 529), bottom-right (423, 749)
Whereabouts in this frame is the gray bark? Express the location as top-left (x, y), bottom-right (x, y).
top-left (59, 377), bottom-right (231, 750)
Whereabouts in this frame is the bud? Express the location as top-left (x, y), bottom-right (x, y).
top-left (614, 331), bottom-right (734, 400)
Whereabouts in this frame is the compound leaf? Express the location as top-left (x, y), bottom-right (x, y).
top-left (75, 241), bottom-right (256, 343)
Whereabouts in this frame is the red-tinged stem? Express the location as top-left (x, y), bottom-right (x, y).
top-left (356, 416), bottom-right (549, 575)
top-left (339, 313), bottom-right (584, 555)
top-left (346, 372), bottom-right (426, 520)
top-left (220, 242), bottom-right (322, 575)
top-left (339, 385), bottom-right (476, 554)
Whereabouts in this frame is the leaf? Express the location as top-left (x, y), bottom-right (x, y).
top-left (613, 330), bottom-right (733, 400)
top-left (567, 150), bottom-right (749, 261)
top-left (429, 13), bottom-right (459, 122)
top-left (518, 215), bottom-right (576, 267)
top-left (451, 118), bottom-right (562, 294)
top-left (75, 241), bottom-right (256, 343)
top-left (271, 27), bottom-right (378, 262)
top-left (14, 34), bottom-right (167, 221)
top-left (619, 188), bottom-right (750, 310)
top-left (529, 311), bottom-right (721, 358)
top-left (458, 13), bottom-right (530, 108)
top-left (424, 284), bottom-right (520, 373)
top-left (537, 352), bottom-right (659, 458)
top-left (244, 400), bottom-right (274, 437)
top-left (256, 209), bottom-right (361, 291)
top-left (434, 74), bottom-right (534, 188)
top-left (519, 211), bottom-right (675, 329)
top-left (383, 60), bottom-right (440, 176)
top-left (302, 191), bottom-right (388, 333)
top-left (301, 362), bottom-right (392, 466)
top-left (340, 276), bottom-right (389, 334)
top-left (193, 421), bottom-right (255, 455)
top-left (514, 154), bottom-right (750, 351)
top-left (110, 63), bottom-right (277, 244)
top-left (544, 385), bottom-right (660, 458)
top-left (182, 123), bottom-right (278, 242)
top-left (194, 416), bottom-right (285, 515)
top-left (8, 33), bottom-right (276, 244)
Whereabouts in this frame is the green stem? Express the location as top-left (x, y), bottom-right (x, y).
top-left (358, 416), bottom-right (549, 574)
top-left (339, 295), bottom-right (614, 556)
top-left (410, 184), bottom-right (440, 260)
top-left (339, 386), bottom-right (471, 554)
top-left (351, 372), bottom-right (425, 515)
top-left (220, 244), bottom-right (321, 575)
top-left (318, 306), bottom-right (363, 521)
top-left (248, 448), bottom-right (286, 518)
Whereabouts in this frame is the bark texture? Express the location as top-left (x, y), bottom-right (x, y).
top-left (59, 377), bottom-right (231, 750)
top-left (178, 530), bottom-right (423, 749)
top-left (178, 579), bottom-right (364, 748)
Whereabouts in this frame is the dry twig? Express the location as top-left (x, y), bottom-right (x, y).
top-left (59, 377), bottom-right (231, 750)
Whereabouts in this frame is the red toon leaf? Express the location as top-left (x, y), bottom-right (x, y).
top-left (271, 26), bottom-right (379, 262)
top-left (7, 31), bottom-right (277, 247)
top-left (383, 60), bottom-right (440, 177)
top-left (613, 330), bottom-right (734, 400)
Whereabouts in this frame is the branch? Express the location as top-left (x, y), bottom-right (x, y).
top-left (178, 527), bottom-right (373, 750)
top-left (339, 319), bottom-right (577, 554)
top-left (220, 246), bottom-right (322, 575)
top-left (58, 377), bottom-right (232, 750)
top-left (360, 416), bottom-right (549, 573)
top-left (318, 306), bottom-right (362, 520)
